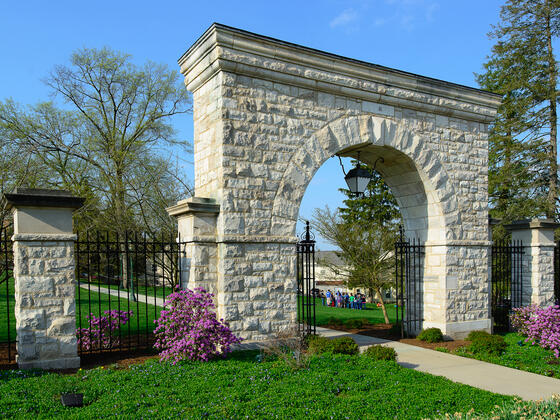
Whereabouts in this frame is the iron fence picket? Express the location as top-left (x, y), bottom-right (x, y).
top-left (0, 224), bottom-right (15, 363)
top-left (554, 242), bottom-right (560, 305)
top-left (75, 231), bottom-right (186, 357)
top-left (490, 239), bottom-right (524, 331)
top-left (394, 228), bottom-right (425, 338)
top-left (296, 221), bottom-right (316, 337)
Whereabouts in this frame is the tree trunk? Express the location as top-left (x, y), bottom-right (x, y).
top-left (376, 286), bottom-right (390, 324)
top-left (546, 8), bottom-right (558, 219)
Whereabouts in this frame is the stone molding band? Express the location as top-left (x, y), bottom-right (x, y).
top-left (180, 24), bottom-right (500, 123)
top-left (12, 233), bottom-right (78, 242)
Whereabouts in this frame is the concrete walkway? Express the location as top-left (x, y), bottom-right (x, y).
top-left (78, 284), bottom-right (167, 307)
top-left (318, 327), bottom-right (560, 401)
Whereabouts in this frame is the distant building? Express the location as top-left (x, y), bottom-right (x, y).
top-left (315, 250), bottom-right (346, 293)
top-left (314, 250), bottom-right (395, 302)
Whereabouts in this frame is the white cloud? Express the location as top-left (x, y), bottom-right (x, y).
top-left (379, 0), bottom-right (438, 30)
top-left (330, 8), bottom-right (358, 28)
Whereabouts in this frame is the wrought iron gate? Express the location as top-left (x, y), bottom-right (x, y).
top-left (491, 240), bottom-right (524, 331)
top-left (75, 231), bottom-right (187, 357)
top-left (395, 228), bottom-right (424, 338)
top-left (554, 242), bottom-right (560, 305)
top-left (296, 221), bottom-right (316, 336)
top-left (0, 223), bottom-right (14, 364)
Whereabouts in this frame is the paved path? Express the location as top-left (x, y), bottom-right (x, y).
top-left (317, 327), bottom-right (560, 401)
top-left (78, 284), bottom-right (167, 307)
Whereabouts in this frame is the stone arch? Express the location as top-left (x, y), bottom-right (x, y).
top-left (176, 23), bottom-right (501, 340)
top-left (271, 114), bottom-right (458, 244)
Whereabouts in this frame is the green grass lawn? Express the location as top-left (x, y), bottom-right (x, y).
top-left (0, 278), bottom-right (161, 343)
top-left (78, 279), bottom-right (176, 301)
top-left (75, 285), bottom-right (162, 340)
top-left (452, 332), bottom-right (560, 378)
top-left (0, 351), bottom-right (513, 419)
top-left (305, 297), bottom-right (398, 326)
top-left (0, 276), bottom-right (15, 343)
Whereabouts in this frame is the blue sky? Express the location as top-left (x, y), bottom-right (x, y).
top-left (1, 0), bottom-right (503, 249)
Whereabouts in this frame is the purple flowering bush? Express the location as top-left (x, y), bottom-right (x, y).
top-left (511, 304), bottom-right (560, 357)
top-left (153, 287), bottom-right (242, 364)
top-left (77, 310), bottom-right (133, 351)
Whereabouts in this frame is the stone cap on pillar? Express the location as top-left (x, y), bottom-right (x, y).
top-left (504, 218), bottom-right (560, 231)
top-left (2, 188), bottom-right (85, 211)
top-left (166, 197), bottom-right (220, 218)
top-left (2, 188), bottom-right (85, 236)
top-left (505, 218), bottom-right (559, 246)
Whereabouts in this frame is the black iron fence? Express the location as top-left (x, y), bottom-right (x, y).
top-left (554, 242), bottom-right (560, 305)
top-left (0, 224), bottom-right (14, 364)
top-left (491, 240), bottom-right (524, 331)
top-left (296, 222), bottom-right (316, 336)
top-left (395, 229), bottom-right (424, 338)
top-left (75, 231), bottom-right (187, 356)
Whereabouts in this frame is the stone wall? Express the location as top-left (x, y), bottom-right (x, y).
top-left (13, 234), bottom-right (79, 369)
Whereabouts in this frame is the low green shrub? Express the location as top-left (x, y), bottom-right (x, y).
top-left (435, 347), bottom-right (450, 353)
top-left (469, 334), bottom-right (507, 356)
top-left (326, 316), bottom-right (343, 326)
top-left (417, 328), bottom-right (444, 343)
top-left (331, 337), bottom-right (359, 355)
top-left (307, 336), bottom-right (359, 355)
top-left (466, 330), bottom-right (491, 341)
top-left (307, 335), bottom-right (332, 354)
top-left (364, 345), bottom-right (397, 361)
top-left (344, 319), bottom-right (364, 329)
top-left (439, 395), bottom-right (560, 419)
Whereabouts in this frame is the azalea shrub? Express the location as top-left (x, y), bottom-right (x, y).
top-left (511, 304), bottom-right (560, 358)
top-left (154, 287), bottom-right (242, 364)
top-left (77, 310), bottom-right (133, 351)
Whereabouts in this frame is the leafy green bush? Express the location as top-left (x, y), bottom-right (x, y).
top-left (466, 330), bottom-right (491, 341)
top-left (364, 345), bottom-right (397, 361)
top-left (469, 334), bottom-right (507, 356)
top-left (417, 328), bottom-right (444, 343)
top-left (435, 347), bottom-right (450, 353)
top-left (439, 395), bottom-right (560, 419)
top-left (307, 336), bottom-right (359, 355)
top-left (307, 335), bottom-right (333, 354)
top-left (326, 316), bottom-right (343, 326)
top-left (331, 337), bottom-right (359, 355)
top-left (344, 319), bottom-right (364, 329)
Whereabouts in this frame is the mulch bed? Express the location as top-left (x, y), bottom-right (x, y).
top-left (326, 323), bottom-right (470, 352)
top-left (0, 334), bottom-right (160, 373)
top-left (0, 324), bottom-right (470, 373)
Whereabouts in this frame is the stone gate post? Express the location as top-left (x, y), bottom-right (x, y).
top-left (166, 197), bottom-right (220, 294)
top-left (4, 189), bottom-right (84, 369)
top-left (506, 219), bottom-right (559, 307)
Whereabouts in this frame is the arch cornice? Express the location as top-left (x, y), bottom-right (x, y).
top-left (180, 23), bottom-right (501, 123)
top-left (271, 114), bottom-right (459, 240)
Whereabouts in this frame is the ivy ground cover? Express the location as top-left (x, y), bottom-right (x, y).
top-left (0, 352), bottom-right (512, 419)
top-left (451, 332), bottom-right (560, 378)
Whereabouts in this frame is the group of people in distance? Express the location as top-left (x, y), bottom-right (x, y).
top-left (320, 289), bottom-right (366, 310)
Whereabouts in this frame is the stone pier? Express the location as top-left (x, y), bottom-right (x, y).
top-left (4, 189), bottom-right (83, 369)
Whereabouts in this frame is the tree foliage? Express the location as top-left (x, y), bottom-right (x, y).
top-left (477, 0), bottom-right (560, 236)
top-left (312, 205), bottom-right (397, 323)
top-left (312, 161), bottom-right (401, 322)
top-left (0, 47), bottom-right (192, 235)
top-left (338, 162), bottom-right (401, 228)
